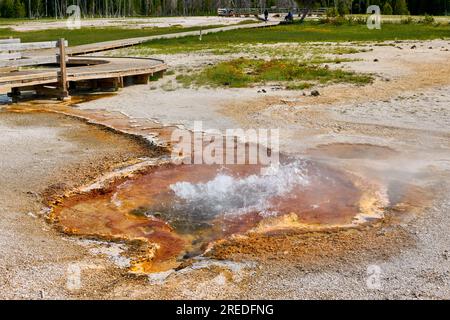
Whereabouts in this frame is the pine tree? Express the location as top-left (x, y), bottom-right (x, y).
top-left (336, 0), bottom-right (351, 16)
top-left (382, 1), bottom-right (393, 15)
top-left (393, 0), bottom-right (409, 15)
top-left (370, 0), bottom-right (381, 7)
top-left (0, 1), bottom-right (448, 19)
top-left (1, 0), bottom-right (15, 17)
top-left (14, 0), bottom-right (26, 17)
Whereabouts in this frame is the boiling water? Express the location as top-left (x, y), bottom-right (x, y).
top-left (169, 161), bottom-right (309, 219)
top-left (52, 158), bottom-right (378, 272)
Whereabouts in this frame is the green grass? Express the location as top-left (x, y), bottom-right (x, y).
top-left (115, 40), bottom-right (367, 59)
top-left (0, 25), bottom-right (221, 46)
top-left (2, 20), bottom-right (448, 50)
top-left (135, 22), bottom-right (450, 55)
top-left (176, 58), bottom-right (373, 89)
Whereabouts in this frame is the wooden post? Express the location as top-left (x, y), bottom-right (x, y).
top-left (58, 38), bottom-right (70, 101)
top-left (8, 87), bottom-right (21, 102)
top-left (134, 74), bottom-right (149, 85)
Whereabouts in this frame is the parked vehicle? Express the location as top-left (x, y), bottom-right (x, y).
top-left (217, 8), bottom-right (235, 17)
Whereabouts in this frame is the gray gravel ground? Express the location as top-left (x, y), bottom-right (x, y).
top-left (0, 112), bottom-right (149, 299)
top-left (1, 39), bottom-right (449, 299)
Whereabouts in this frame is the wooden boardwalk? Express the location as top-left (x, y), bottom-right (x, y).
top-left (36, 21), bottom-right (280, 56)
top-left (68, 21), bottom-right (280, 55)
top-left (1, 20), bottom-right (279, 98)
top-left (0, 56), bottom-right (167, 95)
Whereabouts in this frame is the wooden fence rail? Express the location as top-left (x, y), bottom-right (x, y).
top-left (0, 55), bottom-right (65, 68)
top-left (0, 38), bottom-right (21, 44)
top-left (0, 39), bottom-right (69, 70)
top-left (0, 40), bottom-right (68, 52)
top-left (0, 52), bottom-right (21, 61)
top-left (0, 38), bottom-right (70, 100)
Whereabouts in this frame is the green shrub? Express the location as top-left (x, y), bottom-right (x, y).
top-left (331, 17), bottom-right (347, 26)
top-left (1, 0), bottom-right (26, 18)
top-left (401, 16), bottom-right (414, 24)
top-left (349, 16), bottom-right (366, 25)
top-left (336, 0), bottom-right (350, 17)
top-left (393, 0), bottom-right (410, 15)
top-left (177, 58), bottom-right (373, 89)
top-left (326, 7), bottom-right (339, 18)
top-left (0, 0), bottom-right (14, 18)
top-left (421, 14), bottom-right (435, 25)
top-left (13, 0), bottom-right (26, 18)
top-left (382, 3), bottom-right (393, 15)
top-left (321, 16), bottom-right (366, 26)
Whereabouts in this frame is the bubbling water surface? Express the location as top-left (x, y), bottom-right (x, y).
top-left (52, 158), bottom-right (379, 272)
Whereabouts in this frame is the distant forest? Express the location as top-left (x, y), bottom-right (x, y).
top-left (0, 0), bottom-right (448, 18)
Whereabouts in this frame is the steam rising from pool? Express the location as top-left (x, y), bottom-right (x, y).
top-left (54, 154), bottom-right (384, 271)
top-left (169, 160), bottom-right (310, 218)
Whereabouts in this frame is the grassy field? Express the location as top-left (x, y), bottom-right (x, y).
top-left (1, 20), bottom-right (449, 48)
top-left (0, 25), bottom-right (218, 46)
top-left (138, 22), bottom-right (450, 54)
top-left (176, 58), bottom-right (373, 90)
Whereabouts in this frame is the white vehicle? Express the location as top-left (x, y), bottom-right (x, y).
top-left (217, 8), bottom-right (235, 17)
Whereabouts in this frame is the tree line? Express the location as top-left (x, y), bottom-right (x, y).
top-left (348, 0), bottom-right (449, 15)
top-left (0, 0), bottom-right (448, 18)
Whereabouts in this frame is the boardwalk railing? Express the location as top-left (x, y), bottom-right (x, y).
top-left (218, 7), bottom-right (328, 17)
top-left (0, 38), bottom-right (70, 100)
top-left (0, 39), bottom-right (68, 69)
top-left (0, 38), bottom-right (169, 101)
top-left (0, 38), bottom-right (22, 71)
top-left (0, 40), bottom-right (68, 52)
